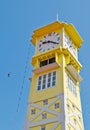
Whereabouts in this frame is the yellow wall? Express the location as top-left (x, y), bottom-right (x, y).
top-left (25, 21), bottom-right (84, 130)
top-left (29, 68), bottom-right (63, 102)
top-left (30, 122), bottom-right (62, 130)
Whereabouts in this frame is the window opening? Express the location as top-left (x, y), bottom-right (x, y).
top-left (67, 104), bottom-right (70, 110)
top-left (66, 73), bottom-right (77, 96)
top-left (40, 57), bottom-right (55, 67)
top-left (40, 60), bottom-right (48, 67)
top-left (49, 57), bottom-right (55, 64)
top-left (54, 103), bottom-right (59, 109)
top-left (74, 118), bottom-right (76, 125)
top-left (37, 71), bottom-right (56, 91)
top-left (42, 113), bottom-right (47, 119)
top-left (31, 109), bottom-right (36, 115)
top-left (43, 99), bottom-right (48, 105)
top-left (41, 126), bottom-right (46, 130)
top-left (72, 104), bottom-right (75, 109)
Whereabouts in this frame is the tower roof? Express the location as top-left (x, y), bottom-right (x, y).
top-left (31, 21), bottom-right (83, 48)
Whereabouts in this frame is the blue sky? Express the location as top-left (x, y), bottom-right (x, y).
top-left (0, 0), bottom-right (89, 130)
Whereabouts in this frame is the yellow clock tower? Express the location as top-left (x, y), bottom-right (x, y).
top-left (24, 21), bottom-right (84, 130)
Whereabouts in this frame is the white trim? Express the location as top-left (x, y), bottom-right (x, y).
top-left (66, 95), bottom-right (84, 130)
top-left (62, 28), bottom-right (64, 48)
top-left (30, 102), bottom-right (43, 109)
top-left (37, 71), bottom-right (57, 91)
top-left (69, 120), bottom-right (80, 130)
top-left (30, 109), bottom-right (44, 122)
top-left (68, 112), bottom-right (81, 117)
top-left (66, 64), bottom-right (82, 82)
top-left (75, 116), bottom-right (83, 130)
top-left (66, 73), bottom-right (77, 96)
top-left (23, 104), bottom-right (31, 130)
top-left (47, 94), bottom-right (62, 107)
top-left (25, 93), bottom-right (65, 129)
top-left (51, 122), bottom-right (60, 130)
top-left (62, 93), bottom-right (67, 130)
top-left (29, 94), bottom-right (63, 122)
top-left (41, 126), bottom-right (46, 130)
top-left (25, 92), bottom-right (84, 130)
top-left (29, 115), bottom-right (63, 127)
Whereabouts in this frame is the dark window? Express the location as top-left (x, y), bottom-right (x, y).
top-left (41, 126), bottom-right (46, 130)
top-left (78, 116), bottom-right (81, 121)
top-left (49, 57), bottom-right (55, 64)
top-left (43, 99), bottom-right (48, 105)
top-left (43, 75), bottom-right (46, 78)
top-left (74, 118), bottom-right (76, 125)
top-left (72, 104), bottom-right (75, 109)
top-left (39, 76), bottom-right (42, 80)
top-left (48, 78), bottom-right (51, 82)
top-left (40, 60), bottom-right (48, 67)
top-left (40, 57), bottom-right (55, 67)
top-left (31, 109), bottom-right (36, 115)
top-left (52, 81), bottom-right (55, 86)
top-left (38, 81), bottom-right (41, 85)
top-left (42, 113), bottom-right (47, 119)
top-left (42, 84), bottom-right (45, 89)
top-left (48, 73), bottom-right (51, 77)
top-left (47, 83), bottom-right (51, 88)
top-left (37, 85), bottom-right (41, 90)
top-left (53, 71), bottom-right (56, 76)
top-left (55, 103), bottom-right (59, 109)
top-left (67, 104), bottom-right (70, 110)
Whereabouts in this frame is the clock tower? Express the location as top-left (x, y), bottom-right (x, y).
top-left (24, 21), bottom-right (84, 130)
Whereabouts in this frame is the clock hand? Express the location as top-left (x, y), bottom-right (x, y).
top-left (42, 41), bottom-right (47, 44)
top-left (42, 40), bottom-right (58, 44)
top-left (50, 41), bottom-right (59, 44)
top-left (42, 40), bottom-right (53, 44)
top-left (47, 40), bottom-right (58, 44)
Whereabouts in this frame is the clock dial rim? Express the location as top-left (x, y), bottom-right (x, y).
top-left (38, 32), bottom-right (60, 52)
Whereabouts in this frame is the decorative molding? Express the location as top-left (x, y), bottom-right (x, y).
top-left (68, 112), bottom-right (81, 117)
top-left (24, 92), bottom-right (84, 130)
top-left (29, 116), bottom-right (63, 127)
top-left (66, 64), bottom-right (82, 82)
top-left (29, 94), bottom-right (63, 122)
top-left (33, 62), bottom-right (60, 74)
top-left (69, 120), bottom-right (80, 130)
top-left (25, 93), bottom-right (65, 129)
top-left (66, 96), bottom-right (83, 130)
top-left (23, 104), bottom-right (31, 130)
top-left (51, 122), bottom-right (60, 130)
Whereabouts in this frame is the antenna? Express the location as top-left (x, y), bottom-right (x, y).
top-left (56, 13), bottom-right (59, 21)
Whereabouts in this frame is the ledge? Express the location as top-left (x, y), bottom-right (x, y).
top-left (33, 62), bottom-right (60, 74)
top-left (29, 77), bottom-right (32, 81)
top-left (66, 64), bottom-right (82, 82)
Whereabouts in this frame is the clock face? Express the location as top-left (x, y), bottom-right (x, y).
top-left (63, 35), bottom-right (77, 57)
top-left (38, 32), bottom-right (60, 52)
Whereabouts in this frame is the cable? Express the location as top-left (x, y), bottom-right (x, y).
top-left (16, 43), bottom-right (31, 113)
top-left (11, 43), bottom-right (31, 130)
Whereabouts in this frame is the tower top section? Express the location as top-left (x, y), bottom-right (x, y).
top-left (31, 21), bottom-right (83, 48)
